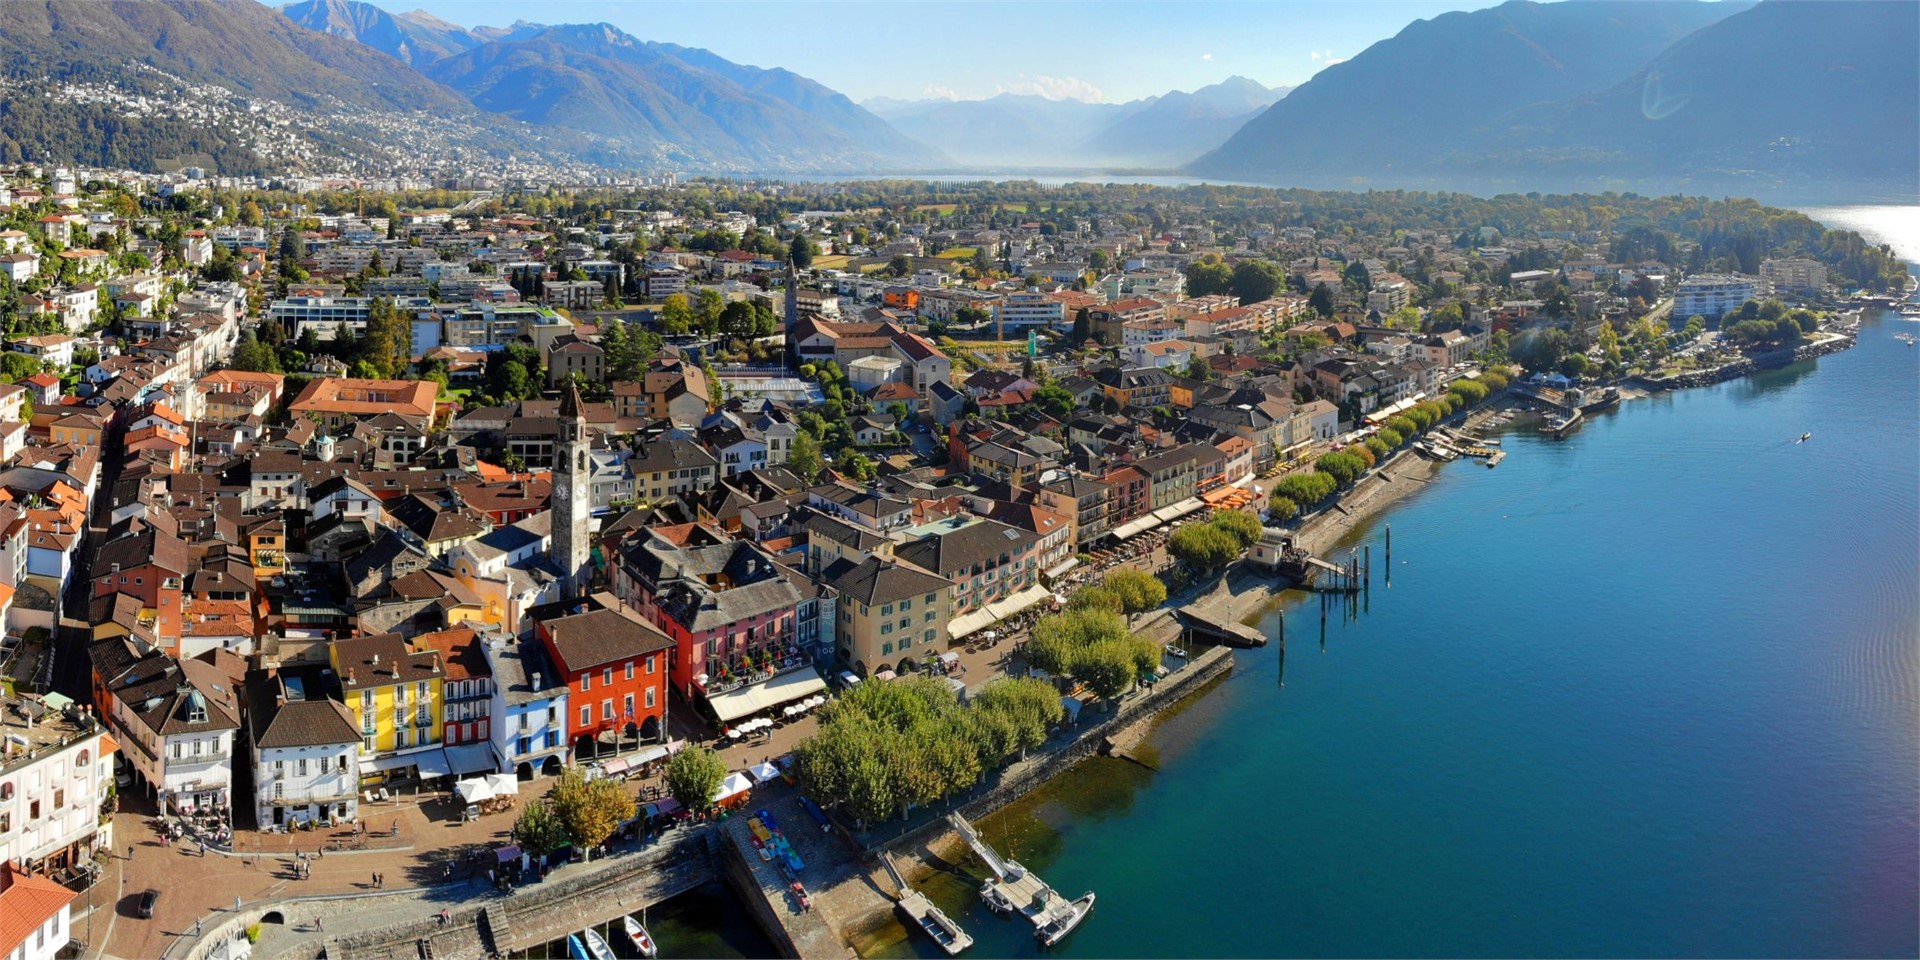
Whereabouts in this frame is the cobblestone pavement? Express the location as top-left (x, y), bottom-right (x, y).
top-left (95, 786), bottom-right (540, 959)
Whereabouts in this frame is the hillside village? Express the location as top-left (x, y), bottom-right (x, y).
top-left (0, 163), bottom-right (1892, 957)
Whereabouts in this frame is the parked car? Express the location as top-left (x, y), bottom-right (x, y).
top-left (136, 889), bottom-right (159, 919)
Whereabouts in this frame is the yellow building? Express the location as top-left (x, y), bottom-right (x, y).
top-left (330, 632), bottom-right (446, 784)
top-left (823, 556), bottom-right (955, 677)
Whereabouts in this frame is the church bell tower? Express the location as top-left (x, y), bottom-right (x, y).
top-left (552, 382), bottom-right (592, 597)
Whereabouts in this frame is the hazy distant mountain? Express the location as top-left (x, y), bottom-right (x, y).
top-left (1465, 0), bottom-right (1920, 195)
top-left (1191, 0), bottom-right (1915, 200)
top-left (424, 23), bottom-right (943, 171)
top-left (469, 20), bottom-right (548, 44)
top-left (1083, 77), bottom-right (1288, 166)
top-left (869, 94), bottom-right (1131, 167)
top-left (281, 0), bottom-right (480, 66)
top-left (867, 77), bottom-right (1288, 168)
top-left (1191, 0), bottom-right (1743, 181)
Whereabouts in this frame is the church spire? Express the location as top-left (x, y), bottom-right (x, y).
top-left (560, 379), bottom-right (584, 421)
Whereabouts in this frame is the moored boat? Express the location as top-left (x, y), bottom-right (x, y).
top-left (623, 915), bottom-right (658, 958)
top-left (566, 934), bottom-right (589, 960)
top-left (1036, 892), bottom-right (1096, 946)
top-left (582, 928), bottom-right (617, 960)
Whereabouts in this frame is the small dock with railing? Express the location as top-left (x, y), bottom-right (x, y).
top-left (947, 813), bottom-right (1095, 947)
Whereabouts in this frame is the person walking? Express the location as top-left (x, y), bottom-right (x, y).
top-left (127, 845), bottom-right (134, 862)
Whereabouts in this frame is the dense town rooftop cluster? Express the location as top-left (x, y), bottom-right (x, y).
top-left (0, 164), bottom-right (1894, 957)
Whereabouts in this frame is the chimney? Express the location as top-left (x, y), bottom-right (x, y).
top-left (531, 671), bottom-right (542, 690)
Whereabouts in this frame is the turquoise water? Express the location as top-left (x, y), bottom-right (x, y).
top-left (901, 309), bottom-right (1918, 958)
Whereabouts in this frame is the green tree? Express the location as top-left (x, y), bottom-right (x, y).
top-left (660, 294), bottom-right (693, 336)
top-left (1073, 639), bottom-right (1138, 705)
top-left (1067, 586), bottom-right (1125, 616)
top-left (1210, 509), bottom-right (1263, 550)
top-left (1101, 567), bottom-right (1167, 618)
top-left (787, 430), bottom-right (824, 484)
top-left (230, 333), bottom-right (281, 373)
top-left (0, 353), bottom-right (39, 383)
top-left (547, 766), bottom-right (634, 860)
top-left (664, 745), bottom-right (728, 816)
top-left (1315, 451), bottom-right (1367, 486)
top-left (1030, 384), bottom-right (1076, 420)
top-left (1229, 260), bottom-right (1286, 304)
top-left (1183, 258), bottom-right (1233, 298)
top-left (1168, 523), bottom-right (1240, 575)
top-left (1308, 284), bottom-right (1336, 317)
top-left (512, 799), bottom-right (568, 857)
top-left (1269, 496), bottom-right (1299, 522)
top-left (788, 235), bottom-right (815, 270)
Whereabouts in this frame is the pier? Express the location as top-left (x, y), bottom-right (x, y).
top-left (947, 813), bottom-right (1095, 947)
top-left (882, 853), bottom-right (974, 956)
top-left (1174, 607), bottom-right (1269, 647)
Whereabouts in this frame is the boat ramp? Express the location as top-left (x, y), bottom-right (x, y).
top-left (947, 813), bottom-right (1095, 947)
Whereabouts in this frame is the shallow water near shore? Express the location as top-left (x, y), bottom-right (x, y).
top-left (867, 307), bottom-right (1919, 958)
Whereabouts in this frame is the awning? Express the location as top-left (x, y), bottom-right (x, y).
top-left (628, 739), bottom-right (687, 767)
top-left (984, 584), bottom-right (1052, 621)
top-left (446, 743), bottom-right (495, 777)
top-left (1108, 515), bottom-right (1162, 541)
top-left (715, 771), bottom-right (754, 803)
top-left (414, 750), bottom-right (453, 780)
top-left (1044, 557), bottom-right (1080, 578)
top-left (705, 668), bottom-right (829, 725)
top-left (360, 749), bottom-right (439, 775)
top-left (948, 607), bottom-right (997, 641)
top-left (600, 756), bottom-right (633, 778)
top-left (1152, 497), bottom-right (1206, 523)
top-left (747, 761), bottom-right (782, 783)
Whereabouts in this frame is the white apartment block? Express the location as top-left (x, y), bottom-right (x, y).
top-left (0, 697), bottom-right (114, 875)
top-left (1674, 274), bottom-right (1764, 319)
top-left (1759, 258), bottom-right (1827, 295)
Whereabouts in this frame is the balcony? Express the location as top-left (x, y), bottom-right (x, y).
top-left (170, 746), bottom-right (231, 765)
top-left (697, 639), bottom-right (809, 695)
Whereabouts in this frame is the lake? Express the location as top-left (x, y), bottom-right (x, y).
top-left (865, 297), bottom-right (1918, 958)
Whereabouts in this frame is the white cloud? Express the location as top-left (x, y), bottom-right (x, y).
top-left (921, 84), bottom-right (961, 101)
top-left (1201, 52), bottom-right (1214, 61)
top-left (1324, 57), bottom-right (1347, 67)
top-left (994, 74), bottom-right (1105, 103)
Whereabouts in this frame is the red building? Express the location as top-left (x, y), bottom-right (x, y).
top-left (537, 608), bottom-right (673, 755)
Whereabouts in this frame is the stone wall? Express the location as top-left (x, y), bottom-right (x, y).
top-left (867, 644), bottom-right (1236, 854)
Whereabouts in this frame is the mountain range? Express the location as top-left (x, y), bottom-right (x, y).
top-left (866, 77), bottom-right (1290, 169)
top-left (0, 0), bottom-right (1908, 200)
top-left (1191, 0), bottom-right (1918, 200)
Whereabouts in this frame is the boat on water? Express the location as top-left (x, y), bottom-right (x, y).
top-left (1798, 432), bottom-right (1812, 443)
top-left (1035, 892), bottom-right (1096, 947)
top-left (581, 928), bottom-right (617, 960)
top-left (566, 933), bottom-right (590, 960)
top-left (623, 915), bottom-right (658, 959)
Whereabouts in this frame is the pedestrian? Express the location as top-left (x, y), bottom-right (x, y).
top-left (192, 918), bottom-right (201, 937)
top-left (127, 845), bottom-right (134, 862)
top-left (372, 871), bottom-right (378, 889)
top-left (314, 916), bottom-right (324, 933)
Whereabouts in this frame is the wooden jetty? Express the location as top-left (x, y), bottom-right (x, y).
top-left (948, 813), bottom-right (1094, 947)
top-left (882, 853), bottom-right (973, 955)
top-left (1174, 607), bottom-right (1268, 648)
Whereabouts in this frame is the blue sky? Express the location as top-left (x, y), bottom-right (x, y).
top-left (365, 0), bottom-right (1505, 102)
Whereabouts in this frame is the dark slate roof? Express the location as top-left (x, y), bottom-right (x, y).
top-left (542, 608), bottom-right (673, 674)
top-left (894, 517), bottom-right (1038, 578)
top-left (823, 555), bottom-right (951, 606)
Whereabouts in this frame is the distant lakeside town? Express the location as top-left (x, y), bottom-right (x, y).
top-left (0, 163), bottom-right (1907, 960)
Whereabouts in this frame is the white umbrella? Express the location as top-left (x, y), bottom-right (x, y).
top-left (747, 761), bottom-right (782, 783)
top-left (727, 729), bottom-right (743, 740)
